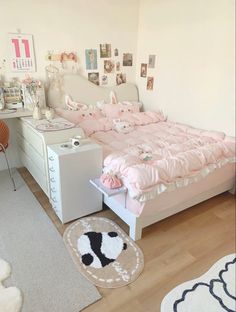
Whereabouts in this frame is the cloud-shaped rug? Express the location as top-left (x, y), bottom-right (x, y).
top-left (0, 259), bottom-right (22, 312)
top-left (161, 254), bottom-right (236, 312)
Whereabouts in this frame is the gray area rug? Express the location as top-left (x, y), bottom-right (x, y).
top-left (0, 170), bottom-right (101, 312)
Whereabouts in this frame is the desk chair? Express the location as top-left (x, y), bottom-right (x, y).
top-left (0, 120), bottom-right (16, 191)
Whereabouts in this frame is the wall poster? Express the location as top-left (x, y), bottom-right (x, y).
top-left (8, 33), bottom-right (36, 72)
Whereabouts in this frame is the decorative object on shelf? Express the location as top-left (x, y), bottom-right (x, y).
top-left (0, 87), bottom-right (5, 110)
top-left (45, 107), bottom-right (55, 120)
top-left (2, 81), bottom-right (23, 109)
top-left (85, 49), bottom-right (97, 70)
top-left (21, 75), bottom-right (46, 110)
top-left (148, 54), bottom-right (156, 68)
top-left (32, 103), bottom-right (42, 120)
top-left (123, 53), bottom-right (133, 66)
top-left (100, 44), bottom-right (111, 58)
top-left (8, 33), bottom-right (36, 72)
top-left (100, 171), bottom-right (122, 189)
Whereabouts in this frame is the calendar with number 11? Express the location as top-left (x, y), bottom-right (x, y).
top-left (8, 33), bottom-right (36, 72)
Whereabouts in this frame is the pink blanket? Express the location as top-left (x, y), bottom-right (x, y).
top-left (79, 112), bottom-right (236, 202)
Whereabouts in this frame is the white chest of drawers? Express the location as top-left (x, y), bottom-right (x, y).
top-left (47, 142), bottom-right (102, 223)
top-left (16, 117), bottom-right (85, 196)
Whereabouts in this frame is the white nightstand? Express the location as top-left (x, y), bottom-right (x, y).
top-left (47, 140), bottom-right (103, 223)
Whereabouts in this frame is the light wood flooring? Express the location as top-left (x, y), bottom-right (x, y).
top-left (18, 167), bottom-right (236, 312)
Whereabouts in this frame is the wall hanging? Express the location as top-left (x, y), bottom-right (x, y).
top-left (8, 33), bottom-right (36, 72)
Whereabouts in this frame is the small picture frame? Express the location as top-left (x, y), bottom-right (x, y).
top-left (148, 55), bottom-right (156, 68)
top-left (88, 72), bottom-right (100, 85)
top-left (140, 63), bottom-right (147, 77)
top-left (123, 53), bottom-right (133, 66)
top-left (100, 44), bottom-right (111, 58)
top-left (147, 77), bottom-right (154, 90)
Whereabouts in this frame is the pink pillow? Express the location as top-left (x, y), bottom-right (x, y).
top-left (55, 106), bottom-right (103, 124)
top-left (102, 102), bottom-right (140, 118)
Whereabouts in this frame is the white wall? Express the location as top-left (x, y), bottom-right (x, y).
top-left (0, 0), bottom-right (140, 170)
top-left (136, 0), bottom-right (235, 136)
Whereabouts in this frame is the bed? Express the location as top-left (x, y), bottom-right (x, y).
top-left (48, 74), bottom-right (236, 240)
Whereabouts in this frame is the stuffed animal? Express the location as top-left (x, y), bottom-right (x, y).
top-left (113, 119), bottom-right (134, 134)
top-left (77, 231), bottom-right (127, 269)
top-left (65, 95), bottom-right (87, 111)
top-left (0, 259), bottom-right (22, 312)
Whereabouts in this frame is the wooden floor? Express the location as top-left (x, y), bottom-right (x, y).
top-left (18, 167), bottom-right (236, 312)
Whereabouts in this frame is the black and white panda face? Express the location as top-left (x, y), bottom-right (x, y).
top-left (77, 231), bottom-right (127, 269)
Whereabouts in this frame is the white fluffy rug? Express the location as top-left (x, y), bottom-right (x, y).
top-left (161, 254), bottom-right (236, 312)
top-left (0, 259), bottom-right (22, 312)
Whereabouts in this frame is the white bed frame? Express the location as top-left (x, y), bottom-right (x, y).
top-left (48, 74), bottom-right (235, 241)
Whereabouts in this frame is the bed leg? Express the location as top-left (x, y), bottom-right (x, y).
top-left (129, 219), bottom-right (142, 241)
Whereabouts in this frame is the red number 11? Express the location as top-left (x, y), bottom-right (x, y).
top-left (12, 38), bottom-right (31, 58)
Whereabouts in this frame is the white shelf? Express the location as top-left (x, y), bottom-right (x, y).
top-left (0, 108), bottom-right (32, 119)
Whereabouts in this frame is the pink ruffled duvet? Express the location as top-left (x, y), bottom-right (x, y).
top-left (79, 111), bottom-right (236, 202)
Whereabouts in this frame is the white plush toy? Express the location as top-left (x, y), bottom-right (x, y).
top-left (0, 259), bottom-right (22, 312)
top-left (113, 119), bottom-right (134, 134)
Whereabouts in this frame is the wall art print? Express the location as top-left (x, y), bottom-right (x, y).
top-left (147, 77), bottom-right (154, 90)
top-left (148, 55), bottom-right (156, 68)
top-left (8, 33), bottom-right (36, 72)
top-left (140, 63), bottom-right (147, 78)
top-left (85, 49), bottom-right (98, 70)
top-left (116, 73), bottom-right (126, 85)
top-left (123, 53), bottom-right (133, 66)
top-left (104, 60), bottom-right (115, 74)
top-left (100, 44), bottom-right (111, 58)
top-left (88, 72), bottom-right (100, 85)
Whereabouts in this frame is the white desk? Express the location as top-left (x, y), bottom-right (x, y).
top-left (0, 108), bottom-right (32, 119)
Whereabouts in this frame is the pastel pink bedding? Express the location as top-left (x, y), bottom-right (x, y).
top-left (79, 111), bottom-right (236, 202)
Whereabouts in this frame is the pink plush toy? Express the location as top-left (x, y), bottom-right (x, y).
top-left (113, 119), bottom-right (134, 134)
top-left (100, 172), bottom-right (122, 189)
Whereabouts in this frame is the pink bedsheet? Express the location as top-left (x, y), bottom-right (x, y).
top-left (79, 112), bottom-right (236, 202)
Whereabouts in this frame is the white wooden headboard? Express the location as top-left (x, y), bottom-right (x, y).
top-left (47, 74), bottom-right (139, 108)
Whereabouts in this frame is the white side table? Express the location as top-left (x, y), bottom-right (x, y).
top-left (47, 141), bottom-right (102, 223)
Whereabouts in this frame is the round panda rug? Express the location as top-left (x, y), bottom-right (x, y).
top-left (63, 217), bottom-right (144, 288)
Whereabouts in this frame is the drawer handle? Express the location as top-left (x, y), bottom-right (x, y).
top-left (49, 167), bottom-right (55, 173)
top-left (51, 197), bottom-right (57, 203)
top-left (50, 187), bottom-right (56, 193)
top-left (49, 156), bottom-right (54, 161)
top-left (50, 177), bottom-right (56, 183)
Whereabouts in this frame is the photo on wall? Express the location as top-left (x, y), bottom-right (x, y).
top-left (116, 73), bottom-right (126, 85)
top-left (104, 60), bottom-right (115, 74)
top-left (101, 75), bottom-right (108, 85)
top-left (148, 55), bottom-right (156, 68)
top-left (114, 48), bottom-right (119, 57)
top-left (116, 61), bottom-right (120, 71)
top-left (88, 72), bottom-right (100, 85)
top-left (140, 63), bottom-right (147, 77)
top-left (123, 53), bottom-right (133, 66)
top-left (100, 44), bottom-right (111, 58)
top-left (85, 49), bottom-right (97, 70)
top-left (147, 77), bottom-right (154, 90)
